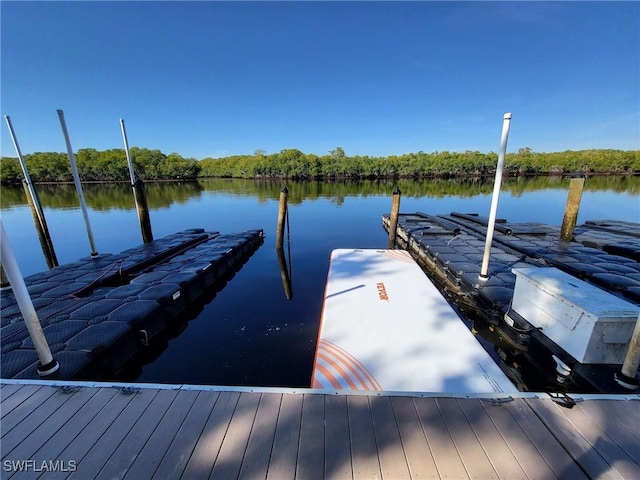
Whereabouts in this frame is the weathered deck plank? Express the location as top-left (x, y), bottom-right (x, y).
top-left (457, 398), bottom-right (528, 479)
top-left (238, 393), bottom-right (282, 480)
top-left (391, 396), bottom-right (439, 479)
top-left (153, 391), bottom-right (219, 480)
top-left (180, 391), bottom-right (240, 480)
top-left (209, 392), bottom-right (261, 480)
top-left (266, 392), bottom-right (303, 480)
top-left (413, 397), bottom-right (468, 479)
top-left (296, 394), bottom-right (325, 479)
top-left (1, 384), bottom-right (43, 420)
top-left (526, 398), bottom-right (627, 479)
top-left (347, 395), bottom-right (382, 480)
top-left (436, 397), bottom-right (498, 479)
top-left (370, 395), bottom-right (411, 479)
top-left (123, 389), bottom-right (200, 480)
top-left (0, 383), bottom-right (638, 480)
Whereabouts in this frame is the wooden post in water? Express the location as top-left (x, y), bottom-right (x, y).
top-left (1, 220), bottom-right (59, 376)
top-left (23, 181), bottom-right (58, 269)
top-left (120, 119), bottom-right (153, 243)
top-left (0, 264), bottom-right (9, 288)
top-left (275, 186), bottom-right (288, 250)
top-left (560, 172), bottom-right (586, 242)
top-left (615, 313), bottom-right (640, 389)
top-left (4, 115), bottom-right (59, 268)
top-left (387, 187), bottom-right (402, 249)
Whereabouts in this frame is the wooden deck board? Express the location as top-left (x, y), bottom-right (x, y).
top-left (123, 389), bottom-right (200, 480)
top-left (63, 388), bottom-right (159, 480)
top-left (539, 399), bottom-right (640, 480)
top-left (347, 395), bottom-right (382, 480)
top-left (181, 391), bottom-right (240, 480)
top-left (0, 383), bottom-right (637, 480)
top-left (1, 387), bottom-right (76, 451)
top-left (2, 386), bottom-right (99, 468)
top-left (526, 398), bottom-right (626, 480)
top-left (1, 385), bottom-right (53, 433)
top-left (436, 397), bottom-right (498, 479)
top-left (412, 397), bottom-right (468, 479)
top-left (266, 393), bottom-right (303, 480)
top-left (370, 396), bottom-right (411, 479)
top-left (0, 383), bottom-right (24, 404)
top-left (457, 399), bottom-right (528, 479)
top-left (209, 392), bottom-right (261, 480)
top-left (8, 387), bottom-right (119, 480)
top-left (480, 399), bottom-right (561, 480)
top-left (592, 399), bottom-right (640, 441)
top-left (578, 400), bottom-right (640, 459)
top-left (296, 394), bottom-right (325, 479)
top-left (390, 396), bottom-right (439, 479)
top-left (238, 393), bottom-right (282, 480)
top-left (153, 391), bottom-right (219, 480)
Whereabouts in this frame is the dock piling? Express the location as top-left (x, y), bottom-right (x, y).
top-left (276, 246), bottom-right (293, 299)
top-left (275, 186), bottom-right (288, 250)
top-left (387, 187), bottom-right (402, 249)
top-left (4, 115), bottom-right (59, 268)
top-left (480, 112), bottom-right (512, 280)
top-left (120, 119), bottom-right (153, 243)
top-left (57, 109), bottom-right (99, 258)
top-left (1, 220), bottom-right (59, 376)
top-left (560, 173), bottom-right (586, 242)
top-left (615, 313), bottom-right (640, 389)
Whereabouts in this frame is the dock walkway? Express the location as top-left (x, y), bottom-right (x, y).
top-left (1, 380), bottom-right (639, 479)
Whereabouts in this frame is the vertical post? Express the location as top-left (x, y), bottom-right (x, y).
top-left (275, 186), bottom-right (288, 250)
top-left (120, 119), bottom-right (153, 243)
top-left (387, 187), bottom-right (402, 249)
top-left (57, 109), bottom-right (98, 257)
top-left (480, 113), bottom-right (512, 280)
top-left (560, 173), bottom-right (586, 242)
top-left (4, 115), bottom-right (59, 268)
top-left (0, 264), bottom-right (9, 289)
top-left (23, 181), bottom-right (58, 268)
top-left (1, 220), bottom-right (59, 376)
top-left (615, 313), bottom-right (640, 390)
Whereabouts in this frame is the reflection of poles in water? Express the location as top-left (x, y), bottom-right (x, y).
top-left (120, 119), bottom-right (153, 243)
top-left (387, 187), bottom-right (402, 249)
top-left (57, 109), bottom-right (99, 258)
top-left (275, 185), bottom-right (293, 299)
top-left (4, 115), bottom-right (58, 268)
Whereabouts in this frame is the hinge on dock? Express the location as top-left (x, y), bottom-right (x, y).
top-left (480, 396), bottom-right (514, 406)
top-left (114, 386), bottom-right (140, 395)
top-left (56, 385), bottom-right (81, 394)
top-left (547, 392), bottom-right (582, 408)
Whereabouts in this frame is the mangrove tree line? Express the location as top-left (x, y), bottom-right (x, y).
top-left (1, 147), bottom-right (638, 184)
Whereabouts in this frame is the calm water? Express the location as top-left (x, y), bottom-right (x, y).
top-left (1, 176), bottom-right (638, 387)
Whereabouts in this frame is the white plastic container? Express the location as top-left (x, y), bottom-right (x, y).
top-left (510, 267), bottom-right (639, 364)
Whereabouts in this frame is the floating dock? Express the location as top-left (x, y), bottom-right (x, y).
top-left (382, 213), bottom-right (640, 393)
top-left (0, 228), bottom-right (264, 380)
top-left (312, 249), bottom-right (517, 394)
top-left (1, 380), bottom-right (638, 479)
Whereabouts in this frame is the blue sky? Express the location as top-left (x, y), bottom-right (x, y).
top-left (1, 1), bottom-right (638, 159)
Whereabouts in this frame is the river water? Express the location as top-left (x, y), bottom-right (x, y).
top-left (1, 176), bottom-right (638, 388)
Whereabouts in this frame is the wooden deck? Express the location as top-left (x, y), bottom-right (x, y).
top-left (1, 381), bottom-right (638, 479)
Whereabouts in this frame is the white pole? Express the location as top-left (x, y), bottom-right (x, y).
top-left (479, 113), bottom-right (512, 280)
top-left (4, 116), bottom-right (47, 233)
top-left (57, 109), bottom-right (98, 257)
top-left (120, 118), bottom-right (137, 186)
top-left (615, 313), bottom-right (640, 389)
top-left (0, 220), bottom-right (59, 376)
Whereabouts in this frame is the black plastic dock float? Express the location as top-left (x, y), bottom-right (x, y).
top-left (382, 212), bottom-right (640, 393)
top-left (0, 228), bottom-right (264, 380)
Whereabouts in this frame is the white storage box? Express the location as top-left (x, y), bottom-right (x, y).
top-left (510, 267), bottom-right (639, 364)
